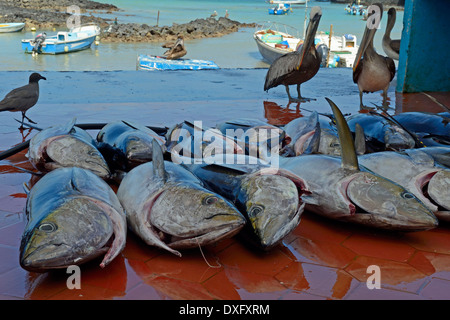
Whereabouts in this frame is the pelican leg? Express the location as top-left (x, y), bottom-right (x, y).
top-left (358, 91), bottom-right (374, 110)
top-left (296, 84), bottom-right (316, 102)
top-left (285, 85), bottom-right (294, 101)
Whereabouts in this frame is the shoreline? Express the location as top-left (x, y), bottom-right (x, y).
top-left (0, 0), bottom-right (255, 43)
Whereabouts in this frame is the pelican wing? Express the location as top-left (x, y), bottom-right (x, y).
top-left (390, 40), bottom-right (400, 54)
top-left (264, 52), bottom-right (301, 91)
top-left (385, 56), bottom-right (396, 82)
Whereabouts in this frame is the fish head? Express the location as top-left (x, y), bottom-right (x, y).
top-left (45, 136), bottom-right (111, 178)
top-left (384, 126), bottom-right (416, 151)
top-left (120, 132), bottom-right (166, 163)
top-left (236, 173), bottom-right (303, 249)
top-left (318, 130), bottom-right (341, 156)
top-left (427, 170), bottom-right (450, 221)
top-left (344, 171), bottom-right (438, 231)
top-left (20, 198), bottom-right (114, 272)
top-left (149, 184), bottom-right (246, 249)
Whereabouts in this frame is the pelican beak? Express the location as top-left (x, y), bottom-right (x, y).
top-left (297, 7), bottom-right (322, 70)
top-left (353, 4), bottom-right (383, 72)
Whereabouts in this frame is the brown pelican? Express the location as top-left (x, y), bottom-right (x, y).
top-left (382, 7), bottom-right (400, 60)
top-left (264, 6), bottom-right (322, 102)
top-left (353, 3), bottom-right (395, 109)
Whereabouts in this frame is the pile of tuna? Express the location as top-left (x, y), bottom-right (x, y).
top-left (18, 99), bottom-right (450, 272)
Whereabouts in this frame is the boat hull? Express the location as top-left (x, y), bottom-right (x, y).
top-left (22, 35), bottom-right (97, 54)
top-left (137, 54), bottom-right (219, 71)
top-left (0, 23), bottom-right (25, 33)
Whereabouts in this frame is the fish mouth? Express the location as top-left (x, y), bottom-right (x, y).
top-left (423, 170), bottom-right (450, 222)
top-left (150, 213), bottom-right (245, 250)
top-left (20, 240), bottom-right (111, 273)
top-left (258, 202), bottom-right (305, 251)
top-left (344, 172), bottom-right (438, 231)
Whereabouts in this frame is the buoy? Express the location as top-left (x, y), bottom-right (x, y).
top-left (95, 41), bottom-right (99, 45)
top-left (64, 46), bottom-right (69, 52)
top-left (31, 27), bottom-right (36, 32)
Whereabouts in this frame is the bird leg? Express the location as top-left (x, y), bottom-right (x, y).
top-left (296, 84), bottom-right (316, 102)
top-left (358, 91), bottom-right (374, 110)
top-left (285, 85), bottom-right (294, 101)
top-left (20, 112), bottom-right (37, 128)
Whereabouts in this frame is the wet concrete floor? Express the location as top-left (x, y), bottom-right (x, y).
top-left (0, 69), bottom-right (449, 300)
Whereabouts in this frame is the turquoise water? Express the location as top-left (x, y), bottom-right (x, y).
top-left (0, 0), bottom-right (403, 71)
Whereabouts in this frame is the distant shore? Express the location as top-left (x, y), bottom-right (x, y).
top-left (0, 0), bottom-right (255, 43)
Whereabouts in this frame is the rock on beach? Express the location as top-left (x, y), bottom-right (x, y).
top-left (0, 0), bottom-right (254, 43)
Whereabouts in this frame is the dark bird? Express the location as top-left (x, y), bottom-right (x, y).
top-left (382, 7), bottom-right (400, 60)
top-left (353, 3), bottom-right (395, 109)
top-left (264, 6), bottom-right (323, 102)
top-left (0, 73), bottom-right (46, 128)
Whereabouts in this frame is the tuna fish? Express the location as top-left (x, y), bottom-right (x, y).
top-left (346, 112), bottom-right (416, 152)
top-left (166, 121), bottom-right (244, 162)
top-left (359, 150), bottom-right (450, 222)
top-left (116, 140), bottom-right (246, 256)
top-left (281, 111), bottom-right (320, 156)
top-left (184, 154), bottom-right (309, 250)
top-left (96, 120), bottom-right (167, 169)
top-left (27, 118), bottom-right (111, 179)
top-left (278, 98), bottom-right (438, 231)
top-left (215, 118), bottom-right (285, 160)
top-left (393, 111), bottom-right (450, 147)
top-left (20, 167), bottom-right (127, 272)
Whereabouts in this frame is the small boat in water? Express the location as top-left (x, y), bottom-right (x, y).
top-left (0, 23), bottom-right (25, 33)
top-left (344, 1), bottom-right (367, 15)
top-left (268, 0), bottom-right (306, 5)
top-left (137, 54), bottom-right (219, 71)
top-left (253, 21), bottom-right (359, 68)
top-left (21, 24), bottom-right (100, 54)
top-left (268, 3), bottom-right (292, 15)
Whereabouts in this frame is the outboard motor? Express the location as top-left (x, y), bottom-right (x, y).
top-left (316, 43), bottom-right (329, 68)
top-left (32, 32), bottom-right (46, 55)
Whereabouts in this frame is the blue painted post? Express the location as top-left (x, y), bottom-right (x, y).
top-left (396, 0), bottom-right (450, 92)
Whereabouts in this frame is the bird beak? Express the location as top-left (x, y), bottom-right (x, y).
top-left (41, 76), bottom-right (47, 81)
top-left (353, 5), bottom-right (382, 72)
top-left (297, 9), bottom-right (322, 70)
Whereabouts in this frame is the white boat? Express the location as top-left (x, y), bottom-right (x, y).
top-left (21, 24), bottom-right (100, 54)
top-left (0, 23), bottom-right (25, 33)
top-left (253, 21), bottom-right (359, 68)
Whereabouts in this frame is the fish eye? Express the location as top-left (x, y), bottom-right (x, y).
top-left (401, 192), bottom-right (415, 199)
top-left (249, 205), bottom-right (264, 216)
top-left (203, 196), bottom-right (218, 205)
top-left (38, 222), bottom-right (57, 233)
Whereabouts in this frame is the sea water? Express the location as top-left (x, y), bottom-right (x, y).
top-left (0, 0), bottom-right (403, 71)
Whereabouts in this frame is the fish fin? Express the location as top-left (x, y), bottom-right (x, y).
top-left (325, 98), bottom-right (359, 170)
top-left (152, 139), bottom-right (167, 181)
top-left (23, 182), bottom-right (31, 195)
top-left (10, 164), bottom-right (43, 176)
top-left (121, 120), bottom-right (139, 130)
top-left (303, 122), bottom-right (321, 154)
top-left (354, 123), bottom-right (366, 155)
top-left (63, 118), bottom-right (77, 134)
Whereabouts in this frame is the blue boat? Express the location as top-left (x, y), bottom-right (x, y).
top-left (268, 3), bottom-right (291, 15)
top-left (137, 54), bottom-right (220, 71)
top-left (21, 24), bottom-right (100, 54)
